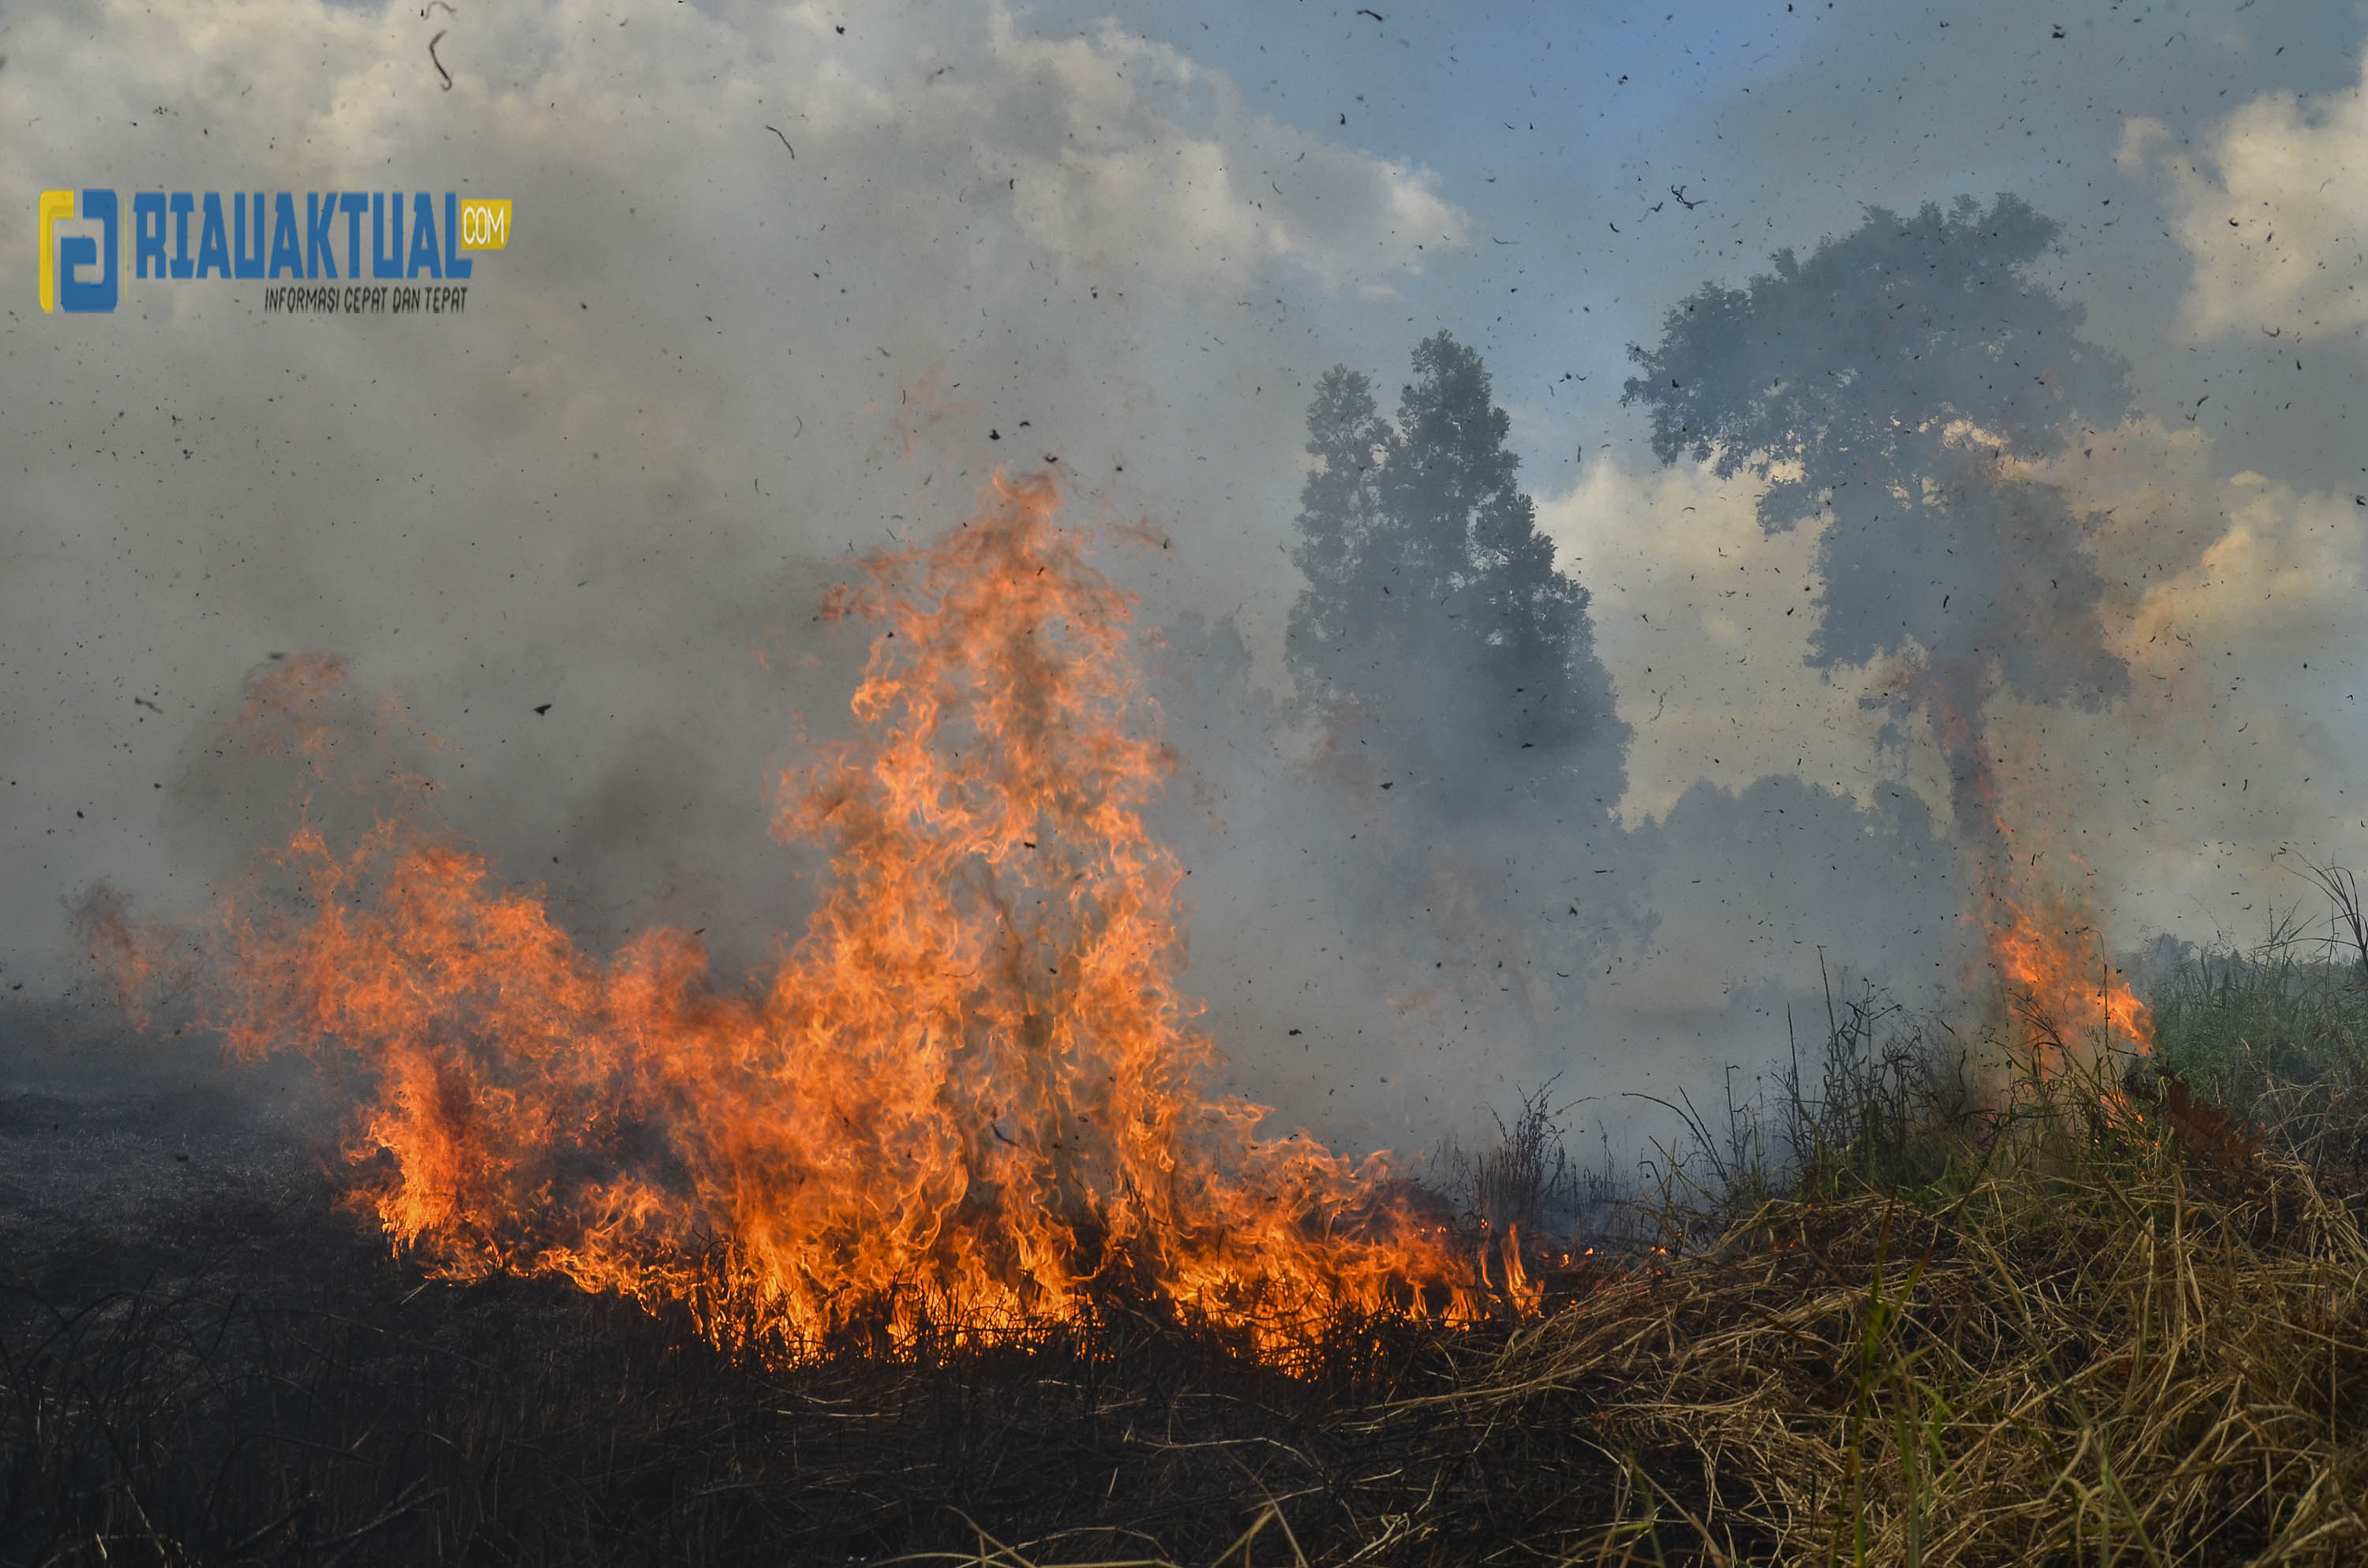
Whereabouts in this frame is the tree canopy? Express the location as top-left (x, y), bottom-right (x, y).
top-left (1622, 195), bottom-right (2134, 713)
top-left (1289, 333), bottom-right (1626, 813)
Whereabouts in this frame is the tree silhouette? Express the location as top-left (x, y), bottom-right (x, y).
top-left (1289, 333), bottom-right (1625, 813)
top-left (1622, 194), bottom-right (2133, 716)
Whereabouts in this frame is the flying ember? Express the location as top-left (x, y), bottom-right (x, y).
top-left (180, 473), bottom-right (1496, 1360)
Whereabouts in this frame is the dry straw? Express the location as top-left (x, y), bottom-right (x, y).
top-left (1359, 1039), bottom-right (2368, 1566)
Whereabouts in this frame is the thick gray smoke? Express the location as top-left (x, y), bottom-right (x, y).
top-left (6, 0), bottom-right (2368, 1162)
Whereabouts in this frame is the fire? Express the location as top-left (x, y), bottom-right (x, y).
top-left (1873, 652), bottom-right (2153, 1074)
top-left (1962, 739), bottom-right (2153, 1072)
top-left (165, 472), bottom-right (1504, 1361)
top-left (1980, 864), bottom-right (2154, 1069)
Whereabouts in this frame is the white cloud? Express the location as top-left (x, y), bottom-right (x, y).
top-left (984, 15), bottom-right (1465, 292)
top-left (1542, 422), bottom-right (2368, 956)
top-left (2121, 52), bottom-right (2368, 342)
top-left (0, 0), bottom-right (1463, 312)
top-left (1997, 419), bottom-right (2368, 938)
top-left (1534, 458), bottom-right (1932, 826)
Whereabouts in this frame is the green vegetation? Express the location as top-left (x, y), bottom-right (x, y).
top-left (2141, 865), bottom-right (2368, 1178)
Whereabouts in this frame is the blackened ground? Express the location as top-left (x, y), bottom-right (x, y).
top-left (16, 943), bottom-right (2368, 1566)
top-left (0, 1027), bottom-right (1632, 1568)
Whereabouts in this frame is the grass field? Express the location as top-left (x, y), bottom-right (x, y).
top-left (8, 902), bottom-right (2368, 1566)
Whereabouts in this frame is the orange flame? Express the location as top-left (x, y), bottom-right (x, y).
top-left (1959, 733), bottom-right (2153, 1071)
top-left (182, 473), bottom-right (1482, 1361)
top-left (1872, 652), bottom-right (2152, 1076)
top-left (1981, 866), bottom-right (2153, 1070)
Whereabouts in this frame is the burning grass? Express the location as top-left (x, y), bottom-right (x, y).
top-left (13, 941), bottom-right (2368, 1566)
top-left (88, 473), bottom-right (1488, 1366)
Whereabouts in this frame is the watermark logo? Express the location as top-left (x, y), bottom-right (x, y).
top-left (457, 199), bottom-right (509, 252)
top-left (39, 189), bottom-right (118, 313)
top-left (37, 188), bottom-right (506, 316)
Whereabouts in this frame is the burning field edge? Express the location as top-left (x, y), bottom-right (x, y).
top-left (10, 933), bottom-right (2368, 1567)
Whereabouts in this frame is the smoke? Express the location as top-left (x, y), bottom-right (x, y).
top-left (8, 0), bottom-right (2368, 1163)
top-left (0, 0), bottom-right (1464, 1007)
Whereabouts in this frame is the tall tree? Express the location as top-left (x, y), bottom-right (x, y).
top-left (1289, 333), bottom-right (1626, 812)
top-left (1621, 197), bottom-right (2162, 1065)
top-left (1621, 196), bottom-right (2134, 843)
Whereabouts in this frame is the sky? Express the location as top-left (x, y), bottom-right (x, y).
top-left (5, 0), bottom-right (2368, 1151)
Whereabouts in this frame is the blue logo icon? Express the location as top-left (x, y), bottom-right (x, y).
top-left (39, 188), bottom-right (119, 313)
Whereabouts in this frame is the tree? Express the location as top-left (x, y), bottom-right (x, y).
top-left (1621, 194), bottom-right (2133, 718)
top-left (1288, 333), bottom-right (1626, 813)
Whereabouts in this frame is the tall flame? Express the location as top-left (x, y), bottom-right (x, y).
top-left (179, 474), bottom-right (1490, 1360)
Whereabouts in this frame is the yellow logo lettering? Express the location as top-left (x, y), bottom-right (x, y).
top-left (37, 189), bottom-right (74, 313)
top-left (457, 199), bottom-right (511, 253)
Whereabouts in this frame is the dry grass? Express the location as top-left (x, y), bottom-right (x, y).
top-left (1423, 1113), bottom-right (2368, 1562)
top-left (12, 939), bottom-right (2368, 1564)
